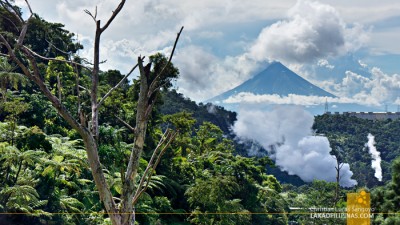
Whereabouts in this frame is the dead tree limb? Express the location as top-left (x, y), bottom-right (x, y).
top-left (132, 129), bottom-right (177, 205)
top-left (115, 115), bottom-right (135, 133)
top-left (148, 26), bottom-right (184, 98)
top-left (98, 56), bottom-right (144, 108)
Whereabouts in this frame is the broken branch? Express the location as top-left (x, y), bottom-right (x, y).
top-left (115, 116), bottom-right (135, 133)
top-left (147, 26), bottom-right (184, 97)
top-left (98, 56), bottom-right (145, 108)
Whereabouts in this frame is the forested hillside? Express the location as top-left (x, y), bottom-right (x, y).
top-left (1, 1), bottom-right (400, 225)
top-left (314, 114), bottom-right (400, 187)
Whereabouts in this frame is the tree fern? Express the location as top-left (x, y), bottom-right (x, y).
top-left (59, 196), bottom-right (84, 213)
top-left (0, 56), bottom-right (27, 92)
top-left (1, 185), bottom-right (41, 213)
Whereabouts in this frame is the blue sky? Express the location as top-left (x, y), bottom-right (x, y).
top-left (16, 0), bottom-right (400, 107)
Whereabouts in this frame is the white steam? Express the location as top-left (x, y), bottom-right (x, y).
top-left (366, 134), bottom-right (382, 182)
top-left (233, 106), bottom-right (357, 187)
top-left (206, 104), bottom-right (217, 114)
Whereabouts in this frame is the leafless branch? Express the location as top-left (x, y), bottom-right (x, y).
top-left (98, 56), bottom-right (145, 108)
top-left (24, 0), bottom-right (33, 15)
top-left (100, 0), bottom-right (126, 33)
top-left (84, 6), bottom-right (97, 23)
top-left (166, 26), bottom-right (184, 64)
top-left (1, 0), bottom-right (24, 23)
top-left (80, 58), bottom-right (94, 65)
top-left (115, 116), bottom-right (135, 133)
top-left (83, 58), bottom-right (107, 66)
top-left (17, 21), bottom-right (29, 46)
top-left (45, 39), bottom-right (71, 56)
top-left (15, 0), bottom-right (34, 46)
top-left (147, 26), bottom-right (183, 97)
top-left (152, 131), bottom-right (177, 170)
top-left (22, 48), bottom-right (40, 78)
top-left (132, 129), bottom-right (177, 204)
top-left (0, 13), bottom-right (20, 32)
top-left (22, 46), bottom-right (92, 70)
top-left (137, 56), bottom-right (145, 78)
top-left (78, 85), bottom-right (89, 91)
top-left (0, 34), bottom-right (22, 66)
top-left (133, 142), bottom-right (167, 204)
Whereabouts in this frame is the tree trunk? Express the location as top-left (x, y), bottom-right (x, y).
top-left (334, 159), bottom-right (342, 206)
top-left (57, 73), bottom-right (62, 101)
top-left (90, 21), bottom-right (101, 141)
top-left (120, 59), bottom-right (151, 224)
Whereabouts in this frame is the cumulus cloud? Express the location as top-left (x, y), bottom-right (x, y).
top-left (78, 32), bottom-right (176, 72)
top-left (175, 46), bottom-right (263, 101)
top-left (233, 106), bottom-right (357, 187)
top-left (224, 92), bottom-right (361, 106)
top-left (19, 0), bottom-right (398, 103)
top-left (339, 71), bottom-right (371, 97)
top-left (317, 59), bottom-right (335, 69)
top-left (24, 0), bottom-right (294, 39)
top-left (248, 0), bottom-right (368, 64)
top-left (175, 46), bottom-right (218, 92)
top-left (334, 68), bottom-right (400, 106)
top-left (358, 60), bottom-right (368, 68)
top-left (175, 0), bottom-right (371, 101)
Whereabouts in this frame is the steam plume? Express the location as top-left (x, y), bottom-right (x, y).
top-left (233, 106), bottom-right (357, 187)
top-left (366, 133), bottom-right (382, 181)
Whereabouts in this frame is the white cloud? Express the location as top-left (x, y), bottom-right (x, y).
top-left (197, 31), bottom-right (224, 39)
top-left (175, 46), bottom-right (263, 101)
top-left (369, 28), bottom-right (400, 55)
top-left (340, 71), bottom-right (371, 97)
top-left (334, 68), bottom-right (400, 105)
top-left (223, 92), bottom-right (367, 106)
top-left (233, 106), bottom-right (357, 187)
top-left (248, 0), bottom-right (368, 64)
top-left (175, 45), bottom-right (218, 95)
top-left (14, 0), bottom-right (400, 101)
top-left (175, 0), bottom-right (371, 101)
top-left (358, 60), bottom-right (368, 68)
top-left (317, 59), bottom-right (335, 69)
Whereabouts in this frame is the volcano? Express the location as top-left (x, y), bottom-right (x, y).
top-left (208, 62), bottom-right (335, 103)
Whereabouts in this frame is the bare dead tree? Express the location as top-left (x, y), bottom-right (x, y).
top-left (334, 156), bottom-right (343, 205)
top-left (331, 148), bottom-right (344, 206)
top-left (0, 1), bottom-right (183, 224)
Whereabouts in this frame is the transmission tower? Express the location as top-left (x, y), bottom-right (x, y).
top-left (324, 98), bottom-right (329, 114)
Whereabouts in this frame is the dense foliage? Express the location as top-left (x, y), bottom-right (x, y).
top-left (314, 114), bottom-right (400, 186)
